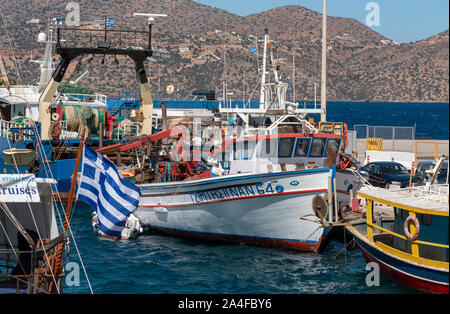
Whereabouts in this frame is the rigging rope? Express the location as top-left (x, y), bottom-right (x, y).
top-left (51, 54), bottom-right (86, 107)
top-left (6, 147), bottom-right (62, 294)
top-left (32, 123), bottom-right (94, 294)
top-left (0, 202), bottom-right (35, 247)
top-left (0, 210), bottom-right (28, 275)
top-left (0, 218), bottom-right (52, 294)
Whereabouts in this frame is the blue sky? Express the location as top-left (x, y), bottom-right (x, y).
top-left (194, 0), bottom-right (449, 43)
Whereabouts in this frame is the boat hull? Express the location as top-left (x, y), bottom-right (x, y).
top-left (136, 169), bottom-right (332, 252)
top-left (348, 226), bottom-right (449, 294)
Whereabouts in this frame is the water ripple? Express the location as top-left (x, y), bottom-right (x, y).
top-left (64, 205), bottom-right (422, 294)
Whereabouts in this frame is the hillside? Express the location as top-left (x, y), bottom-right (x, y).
top-left (0, 0), bottom-right (448, 102)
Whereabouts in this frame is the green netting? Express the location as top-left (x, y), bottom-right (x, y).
top-left (58, 82), bottom-right (94, 95)
top-left (61, 105), bottom-right (105, 134)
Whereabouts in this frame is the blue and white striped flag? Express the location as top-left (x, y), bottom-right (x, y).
top-left (249, 48), bottom-right (257, 54)
top-left (106, 18), bottom-right (115, 27)
top-left (77, 146), bottom-right (140, 239)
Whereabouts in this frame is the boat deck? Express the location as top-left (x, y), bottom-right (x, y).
top-left (358, 186), bottom-right (449, 214)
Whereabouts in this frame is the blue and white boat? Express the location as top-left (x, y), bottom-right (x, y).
top-left (137, 168), bottom-right (332, 252)
top-left (131, 31), bottom-right (363, 252)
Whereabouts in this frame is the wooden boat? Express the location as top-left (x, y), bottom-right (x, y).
top-left (346, 185), bottom-right (449, 294)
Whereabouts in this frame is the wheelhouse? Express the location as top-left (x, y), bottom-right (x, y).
top-left (227, 133), bottom-right (342, 161)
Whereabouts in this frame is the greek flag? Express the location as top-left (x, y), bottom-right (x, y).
top-left (77, 146), bottom-right (140, 239)
top-left (106, 18), bottom-right (115, 27)
top-left (249, 48), bottom-right (256, 54)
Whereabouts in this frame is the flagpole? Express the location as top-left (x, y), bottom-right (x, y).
top-left (51, 128), bottom-right (86, 292)
top-left (320, 0), bottom-right (327, 123)
top-left (63, 128), bottom-right (86, 232)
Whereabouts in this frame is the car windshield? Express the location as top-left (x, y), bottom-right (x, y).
top-left (380, 163), bottom-right (409, 175)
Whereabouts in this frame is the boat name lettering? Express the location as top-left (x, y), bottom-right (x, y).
top-left (190, 183), bottom-right (282, 203)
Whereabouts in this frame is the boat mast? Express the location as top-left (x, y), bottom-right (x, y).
top-left (38, 18), bottom-right (65, 140)
top-left (259, 29), bottom-right (269, 110)
top-left (292, 50), bottom-right (295, 102)
top-left (39, 24), bottom-right (55, 92)
top-left (320, 0), bottom-right (327, 122)
top-left (133, 13), bottom-right (167, 135)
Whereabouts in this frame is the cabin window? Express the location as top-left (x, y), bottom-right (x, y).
top-left (261, 139), bottom-right (276, 157)
top-left (421, 214), bottom-right (432, 226)
top-left (326, 139), bottom-right (340, 152)
top-left (233, 142), bottom-right (238, 160)
top-left (310, 138), bottom-right (326, 157)
top-left (295, 139), bottom-right (310, 156)
top-left (278, 138), bottom-right (295, 158)
top-left (241, 140), bottom-right (256, 160)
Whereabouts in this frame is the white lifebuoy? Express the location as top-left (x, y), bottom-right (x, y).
top-left (404, 215), bottom-right (420, 241)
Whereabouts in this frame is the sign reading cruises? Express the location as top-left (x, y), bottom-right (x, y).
top-left (0, 174), bottom-right (40, 203)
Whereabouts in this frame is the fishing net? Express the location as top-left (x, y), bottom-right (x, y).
top-left (61, 105), bottom-right (105, 135)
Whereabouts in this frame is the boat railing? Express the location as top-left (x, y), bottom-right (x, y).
top-left (58, 120), bottom-right (77, 139)
top-left (114, 121), bottom-right (141, 140)
top-left (59, 93), bottom-right (108, 107)
top-left (294, 100), bottom-right (322, 112)
top-left (0, 119), bottom-right (36, 141)
top-left (318, 121), bottom-right (345, 136)
top-left (361, 192), bottom-right (449, 266)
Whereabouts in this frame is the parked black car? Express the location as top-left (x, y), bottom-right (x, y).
top-left (415, 161), bottom-right (448, 185)
top-left (359, 161), bottom-right (416, 188)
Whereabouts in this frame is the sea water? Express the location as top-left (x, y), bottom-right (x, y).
top-left (63, 205), bottom-right (418, 294)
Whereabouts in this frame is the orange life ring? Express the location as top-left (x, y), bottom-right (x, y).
top-left (404, 215), bottom-right (420, 241)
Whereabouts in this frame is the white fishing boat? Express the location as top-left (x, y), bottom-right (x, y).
top-left (132, 122), bottom-right (360, 251)
top-left (136, 156), bottom-right (333, 252)
top-left (130, 28), bottom-right (363, 252)
top-left (86, 11), bottom-right (364, 251)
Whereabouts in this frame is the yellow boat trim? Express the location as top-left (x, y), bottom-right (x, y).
top-left (357, 191), bottom-right (449, 217)
top-left (375, 241), bottom-right (449, 270)
top-left (367, 222), bottom-right (449, 249)
top-left (347, 225), bottom-right (449, 270)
